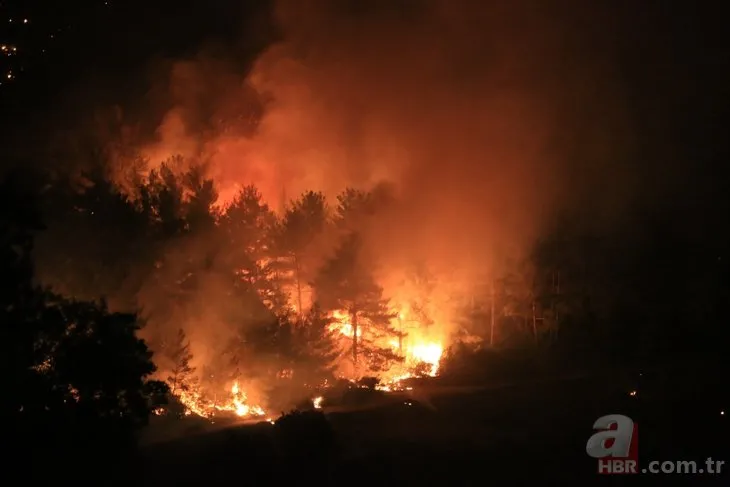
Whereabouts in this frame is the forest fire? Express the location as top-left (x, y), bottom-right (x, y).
top-left (165, 302), bottom-right (447, 420)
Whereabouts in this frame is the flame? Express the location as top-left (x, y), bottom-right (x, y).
top-left (223, 381), bottom-right (266, 417)
top-left (327, 306), bottom-right (444, 390)
top-left (330, 309), bottom-right (363, 338)
top-left (312, 396), bottom-right (323, 409)
top-left (171, 381), bottom-right (266, 419)
top-left (411, 343), bottom-right (443, 376)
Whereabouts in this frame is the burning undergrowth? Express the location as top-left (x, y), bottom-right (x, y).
top-left (126, 165), bottom-right (473, 424)
top-left (151, 260), bottom-right (457, 423)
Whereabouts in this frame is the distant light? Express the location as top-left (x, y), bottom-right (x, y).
top-left (722, 410), bottom-right (725, 416)
top-left (629, 390), bottom-right (637, 397)
top-left (23, 19), bottom-right (28, 24)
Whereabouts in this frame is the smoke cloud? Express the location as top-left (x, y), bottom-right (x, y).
top-left (137, 0), bottom-right (632, 267)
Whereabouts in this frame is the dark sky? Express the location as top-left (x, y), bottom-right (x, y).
top-left (0, 1), bottom-right (727, 237)
top-left (0, 0), bottom-right (272, 116)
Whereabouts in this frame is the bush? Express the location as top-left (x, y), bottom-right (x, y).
top-left (274, 410), bottom-right (335, 456)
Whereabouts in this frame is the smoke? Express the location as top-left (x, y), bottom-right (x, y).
top-left (141, 0), bottom-right (631, 243)
top-left (120, 0), bottom-right (637, 376)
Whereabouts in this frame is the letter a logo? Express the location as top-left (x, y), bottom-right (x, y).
top-left (586, 414), bottom-right (636, 459)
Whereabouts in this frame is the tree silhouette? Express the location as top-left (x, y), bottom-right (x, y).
top-left (183, 164), bottom-right (219, 233)
top-left (334, 184), bottom-right (394, 233)
top-left (277, 190), bottom-right (328, 315)
top-left (313, 233), bottom-right (401, 373)
top-left (139, 160), bottom-right (187, 238)
top-left (334, 187), bottom-right (373, 232)
top-left (1, 171), bottom-right (167, 478)
top-left (34, 169), bottom-right (151, 308)
top-left (221, 185), bottom-right (286, 312)
top-left (166, 328), bottom-right (197, 395)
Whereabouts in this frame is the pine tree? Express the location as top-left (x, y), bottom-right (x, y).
top-left (182, 165), bottom-right (219, 233)
top-left (334, 185), bottom-right (394, 233)
top-left (166, 328), bottom-right (196, 395)
top-left (277, 191), bottom-right (328, 315)
top-left (313, 233), bottom-right (401, 373)
top-left (139, 160), bottom-right (187, 239)
top-left (221, 185), bottom-right (286, 312)
top-left (334, 188), bottom-right (377, 236)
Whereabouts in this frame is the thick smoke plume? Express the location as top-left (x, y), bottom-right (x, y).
top-left (139, 0), bottom-right (632, 259)
top-left (108, 0), bottom-right (636, 383)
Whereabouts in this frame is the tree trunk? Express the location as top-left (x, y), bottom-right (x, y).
top-left (170, 371), bottom-right (178, 395)
top-left (532, 300), bottom-right (538, 343)
top-left (294, 254), bottom-right (303, 316)
top-left (490, 278), bottom-right (496, 346)
top-left (351, 308), bottom-right (359, 369)
top-left (398, 315), bottom-right (403, 353)
top-left (555, 270), bottom-right (561, 326)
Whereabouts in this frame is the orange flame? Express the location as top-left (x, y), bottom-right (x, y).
top-left (172, 381), bottom-right (266, 419)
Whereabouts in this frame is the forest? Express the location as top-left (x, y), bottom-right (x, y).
top-left (3, 151), bottom-right (727, 458)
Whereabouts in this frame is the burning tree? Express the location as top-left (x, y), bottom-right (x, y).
top-left (166, 328), bottom-right (197, 395)
top-left (313, 233), bottom-right (402, 374)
